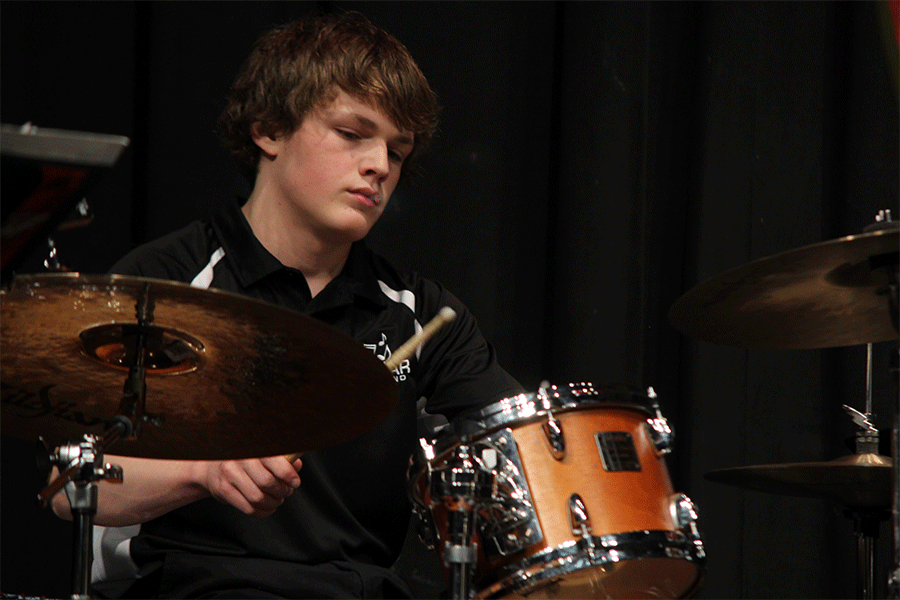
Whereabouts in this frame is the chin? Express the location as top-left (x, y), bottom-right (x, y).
top-left (326, 224), bottom-right (375, 245)
top-left (332, 215), bottom-right (379, 243)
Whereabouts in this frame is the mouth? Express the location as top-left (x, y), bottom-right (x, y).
top-left (350, 187), bottom-right (381, 207)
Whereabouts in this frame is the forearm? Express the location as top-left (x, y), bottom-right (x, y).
top-left (51, 455), bottom-right (209, 527)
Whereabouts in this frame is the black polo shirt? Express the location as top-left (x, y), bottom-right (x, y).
top-left (106, 197), bottom-right (522, 598)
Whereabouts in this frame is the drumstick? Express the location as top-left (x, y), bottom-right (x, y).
top-left (284, 306), bottom-right (457, 463)
top-left (384, 306), bottom-right (456, 371)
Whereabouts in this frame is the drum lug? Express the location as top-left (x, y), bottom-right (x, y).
top-left (645, 387), bottom-right (674, 455)
top-left (568, 493), bottom-right (599, 561)
top-left (568, 493), bottom-right (592, 535)
top-left (670, 492), bottom-right (704, 555)
top-left (541, 416), bottom-right (566, 460)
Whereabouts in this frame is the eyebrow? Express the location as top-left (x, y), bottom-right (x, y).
top-left (354, 115), bottom-right (414, 147)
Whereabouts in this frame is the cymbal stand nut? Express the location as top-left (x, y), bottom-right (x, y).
top-left (855, 430), bottom-right (880, 455)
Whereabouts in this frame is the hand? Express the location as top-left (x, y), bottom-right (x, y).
top-left (200, 455), bottom-right (303, 518)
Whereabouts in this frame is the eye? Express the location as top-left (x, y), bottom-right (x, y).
top-left (388, 149), bottom-right (406, 164)
top-left (336, 128), bottom-right (360, 141)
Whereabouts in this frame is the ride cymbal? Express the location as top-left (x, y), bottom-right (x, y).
top-left (705, 453), bottom-right (892, 508)
top-left (669, 226), bottom-right (898, 349)
top-left (0, 272), bottom-right (397, 460)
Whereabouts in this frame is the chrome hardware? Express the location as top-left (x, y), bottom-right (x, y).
top-left (669, 493), bottom-right (704, 557)
top-left (645, 387), bottom-right (673, 456)
top-left (444, 540), bottom-right (478, 565)
top-left (478, 429), bottom-right (543, 558)
top-left (56, 436), bottom-right (124, 485)
top-left (416, 429), bottom-right (543, 561)
top-left (542, 417), bottom-right (565, 460)
top-left (568, 493), bottom-right (592, 535)
top-left (476, 529), bottom-right (707, 599)
top-left (844, 404), bottom-right (880, 455)
top-left (430, 444), bottom-right (492, 600)
top-left (430, 444), bottom-right (493, 510)
top-left (537, 380), bottom-right (566, 460)
top-left (670, 493), bottom-right (699, 528)
top-left (410, 438), bottom-right (438, 549)
top-left (412, 503), bottom-right (437, 551)
top-left (568, 493), bottom-right (599, 561)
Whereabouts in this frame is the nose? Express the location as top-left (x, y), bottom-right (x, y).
top-left (360, 142), bottom-right (390, 180)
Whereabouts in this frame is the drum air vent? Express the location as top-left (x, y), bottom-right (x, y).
top-left (594, 431), bottom-right (641, 472)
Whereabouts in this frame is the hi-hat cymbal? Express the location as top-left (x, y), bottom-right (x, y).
top-left (669, 226), bottom-right (898, 349)
top-left (705, 453), bottom-right (892, 508)
top-left (0, 272), bottom-right (397, 460)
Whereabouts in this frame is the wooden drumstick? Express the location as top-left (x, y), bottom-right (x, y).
top-left (384, 306), bottom-right (456, 371)
top-left (284, 306), bottom-right (457, 463)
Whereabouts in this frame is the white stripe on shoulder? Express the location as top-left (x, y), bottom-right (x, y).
top-left (377, 280), bottom-right (416, 313)
top-left (377, 280), bottom-right (425, 357)
top-left (190, 247), bottom-right (226, 289)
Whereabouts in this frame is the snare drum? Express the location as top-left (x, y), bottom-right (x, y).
top-left (409, 382), bottom-right (705, 599)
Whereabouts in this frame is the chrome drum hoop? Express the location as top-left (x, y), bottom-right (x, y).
top-left (462, 383), bottom-right (654, 435)
top-left (474, 529), bottom-right (707, 599)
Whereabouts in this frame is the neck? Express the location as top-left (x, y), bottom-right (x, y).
top-left (241, 192), bottom-right (350, 298)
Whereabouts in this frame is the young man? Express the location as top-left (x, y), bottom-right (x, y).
top-left (52, 12), bottom-right (522, 598)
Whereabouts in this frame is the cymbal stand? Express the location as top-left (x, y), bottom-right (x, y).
top-left (867, 212), bottom-right (900, 596)
top-left (43, 432), bottom-right (125, 599)
top-left (431, 439), bottom-right (495, 600)
top-left (36, 285), bottom-right (159, 599)
top-left (845, 395), bottom-right (888, 600)
top-left (890, 335), bottom-right (899, 598)
top-left (849, 505), bottom-right (889, 600)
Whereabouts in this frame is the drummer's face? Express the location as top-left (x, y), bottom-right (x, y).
top-left (254, 89), bottom-right (413, 245)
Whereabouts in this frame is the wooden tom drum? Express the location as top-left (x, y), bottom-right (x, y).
top-left (408, 383), bottom-right (705, 599)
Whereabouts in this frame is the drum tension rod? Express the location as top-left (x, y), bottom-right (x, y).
top-left (645, 387), bottom-right (673, 456)
top-left (539, 381), bottom-right (566, 460)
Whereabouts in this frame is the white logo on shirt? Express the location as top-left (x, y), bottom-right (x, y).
top-left (364, 333), bottom-right (392, 362)
top-left (364, 333), bottom-right (409, 382)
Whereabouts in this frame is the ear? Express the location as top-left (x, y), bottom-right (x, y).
top-left (251, 122), bottom-right (280, 158)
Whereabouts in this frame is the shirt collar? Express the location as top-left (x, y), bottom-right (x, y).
top-left (212, 197), bottom-right (388, 310)
top-left (212, 196), bottom-right (283, 287)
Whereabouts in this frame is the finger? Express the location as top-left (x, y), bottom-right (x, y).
top-left (218, 462), bottom-right (284, 514)
top-left (259, 455), bottom-right (302, 488)
top-left (242, 459), bottom-right (297, 497)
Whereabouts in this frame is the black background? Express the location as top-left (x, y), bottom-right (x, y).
top-left (2, 2), bottom-right (898, 598)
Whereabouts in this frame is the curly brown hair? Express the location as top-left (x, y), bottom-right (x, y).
top-left (218, 11), bottom-right (441, 181)
top-left (218, 12), bottom-right (441, 180)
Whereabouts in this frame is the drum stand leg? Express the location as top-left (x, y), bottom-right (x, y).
top-left (890, 344), bottom-right (899, 598)
top-left (445, 509), bottom-right (478, 600)
top-left (66, 478), bottom-right (99, 599)
top-left (39, 431), bottom-right (126, 599)
top-left (850, 508), bottom-right (886, 600)
top-left (430, 441), bottom-right (494, 600)
top-left (876, 230), bottom-right (899, 598)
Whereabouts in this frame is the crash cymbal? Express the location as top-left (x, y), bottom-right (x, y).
top-left (705, 453), bottom-right (892, 507)
top-left (669, 226), bottom-right (898, 348)
top-left (0, 272), bottom-right (397, 460)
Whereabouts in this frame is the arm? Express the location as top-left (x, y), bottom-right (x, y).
top-left (51, 455), bottom-right (303, 527)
